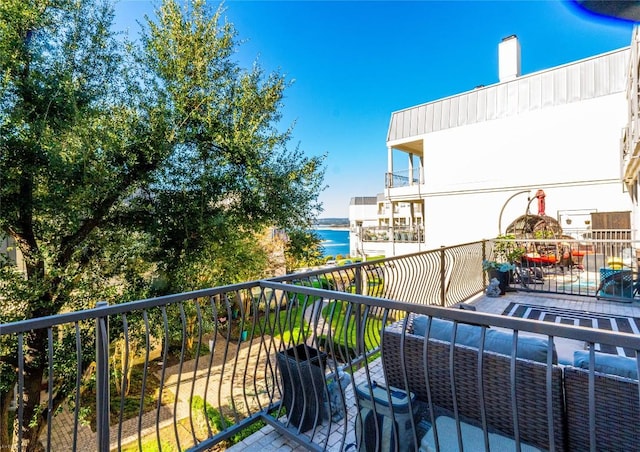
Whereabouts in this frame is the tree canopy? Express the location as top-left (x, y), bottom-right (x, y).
top-left (0, 0), bottom-right (324, 448)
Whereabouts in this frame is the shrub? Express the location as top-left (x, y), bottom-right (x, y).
top-left (191, 396), bottom-right (266, 445)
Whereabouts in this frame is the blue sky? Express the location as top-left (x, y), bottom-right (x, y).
top-left (113, 0), bottom-right (634, 218)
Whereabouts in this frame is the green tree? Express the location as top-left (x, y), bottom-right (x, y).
top-left (284, 229), bottom-right (324, 272)
top-left (0, 0), bottom-right (324, 448)
top-left (138, 0), bottom-right (324, 291)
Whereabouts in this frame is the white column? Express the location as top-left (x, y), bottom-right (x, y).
top-left (408, 153), bottom-right (414, 186)
top-left (387, 146), bottom-right (393, 188)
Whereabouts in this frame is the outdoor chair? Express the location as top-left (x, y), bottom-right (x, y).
top-left (595, 269), bottom-right (640, 301)
top-left (514, 263), bottom-right (544, 289)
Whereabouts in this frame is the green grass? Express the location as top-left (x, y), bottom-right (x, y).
top-left (290, 277), bottom-right (333, 304)
top-left (347, 276), bottom-right (384, 296)
top-left (191, 396), bottom-right (266, 445)
top-left (119, 397), bottom-right (267, 452)
top-left (120, 434), bottom-right (178, 452)
top-left (247, 289), bottom-right (384, 356)
top-left (319, 301), bottom-right (383, 359)
top-left (248, 298), bottom-right (313, 344)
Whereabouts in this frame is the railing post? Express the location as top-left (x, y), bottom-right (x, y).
top-left (482, 239), bottom-right (488, 288)
top-left (354, 267), bottom-right (363, 356)
top-left (354, 267), bottom-right (362, 295)
top-left (440, 246), bottom-right (446, 306)
top-left (95, 301), bottom-right (110, 452)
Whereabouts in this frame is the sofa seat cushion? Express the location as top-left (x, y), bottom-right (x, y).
top-left (412, 315), bottom-right (556, 364)
top-left (573, 350), bottom-right (638, 379)
top-left (420, 415), bottom-right (545, 452)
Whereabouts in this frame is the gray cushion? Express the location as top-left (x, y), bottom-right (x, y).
top-left (413, 316), bottom-right (482, 347)
top-left (573, 350), bottom-right (638, 379)
top-left (420, 415), bottom-right (544, 452)
top-left (485, 328), bottom-right (556, 364)
top-left (411, 315), bottom-right (556, 364)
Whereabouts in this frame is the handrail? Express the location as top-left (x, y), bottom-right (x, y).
top-left (4, 237), bottom-right (640, 450)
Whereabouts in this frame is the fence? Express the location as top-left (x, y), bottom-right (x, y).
top-left (3, 238), bottom-right (640, 451)
top-left (384, 169), bottom-right (420, 188)
top-left (490, 235), bottom-right (640, 301)
top-left (273, 241), bottom-right (486, 307)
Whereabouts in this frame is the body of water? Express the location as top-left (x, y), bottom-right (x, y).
top-left (315, 228), bottom-right (350, 258)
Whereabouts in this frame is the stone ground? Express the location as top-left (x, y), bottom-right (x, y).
top-left (42, 335), bottom-right (275, 451)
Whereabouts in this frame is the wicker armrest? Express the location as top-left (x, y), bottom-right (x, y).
top-left (385, 315), bottom-right (415, 335)
top-left (565, 366), bottom-right (640, 451)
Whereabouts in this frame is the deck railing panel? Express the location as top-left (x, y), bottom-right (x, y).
top-left (492, 236), bottom-right (640, 301)
top-left (3, 286), bottom-right (640, 451)
top-left (3, 239), bottom-right (640, 450)
top-left (273, 240), bottom-right (486, 307)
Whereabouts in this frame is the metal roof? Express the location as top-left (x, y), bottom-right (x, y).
top-left (387, 47), bottom-right (630, 145)
top-left (350, 196), bottom-right (378, 205)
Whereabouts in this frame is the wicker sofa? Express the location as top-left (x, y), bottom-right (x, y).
top-left (382, 315), bottom-right (640, 452)
top-left (564, 362), bottom-right (640, 450)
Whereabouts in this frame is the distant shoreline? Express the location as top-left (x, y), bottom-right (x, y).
top-left (314, 226), bottom-right (349, 231)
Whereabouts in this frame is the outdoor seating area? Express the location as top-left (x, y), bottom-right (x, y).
top-left (227, 289), bottom-right (640, 452)
top-left (382, 308), bottom-right (640, 451)
top-left (383, 316), bottom-right (564, 451)
top-left (492, 234), bottom-right (640, 305)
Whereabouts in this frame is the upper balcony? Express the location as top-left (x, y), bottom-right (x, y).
top-left (385, 169), bottom-right (421, 189)
top-left (385, 167), bottom-right (426, 201)
top-left (3, 236), bottom-right (640, 451)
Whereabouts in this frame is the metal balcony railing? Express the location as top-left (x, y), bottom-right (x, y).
top-left (490, 234), bottom-right (640, 300)
top-left (2, 239), bottom-right (640, 451)
top-left (359, 226), bottom-right (424, 243)
top-left (385, 169), bottom-right (420, 188)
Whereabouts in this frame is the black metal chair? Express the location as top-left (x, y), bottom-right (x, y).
top-left (514, 263), bottom-right (544, 289)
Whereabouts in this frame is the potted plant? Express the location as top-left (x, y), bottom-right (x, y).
top-left (495, 234), bottom-right (526, 263)
top-left (484, 235), bottom-right (525, 294)
top-left (483, 260), bottom-right (514, 295)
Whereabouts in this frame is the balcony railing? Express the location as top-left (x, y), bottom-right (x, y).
top-left (491, 234), bottom-right (640, 300)
top-left (385, 169), bottom-right (420, 188)
top-left (2, 239), bottom-right (640, 451)
top-left (359, 226), bottom-right (425, 243)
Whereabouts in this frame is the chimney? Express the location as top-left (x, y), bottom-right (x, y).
top-left (498, 35), bottom-right (521, 82)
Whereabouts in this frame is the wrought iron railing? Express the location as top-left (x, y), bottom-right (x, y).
top-left (273, 241), bottom-right (486, 307)
top-left (385, 169), bottom-right (420, 188)
top-left (3, 239), bottom-right (640, 451)
top-left (491, 236), bottom-right (640, 301)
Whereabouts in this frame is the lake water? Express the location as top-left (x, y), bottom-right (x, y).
top-left (315, 228), bottom-right (350, 258)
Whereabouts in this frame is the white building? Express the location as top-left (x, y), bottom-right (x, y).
top-left (1, 236), bottom-right (26, 274)
top-left (352, 33), bottom-right (639, 257)
top-left (349, 195), bottom-right (426, 257)
top-left (621, 27), bottom-right (640, 242)
top-left (348, 196), bottom-right (378, 257)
